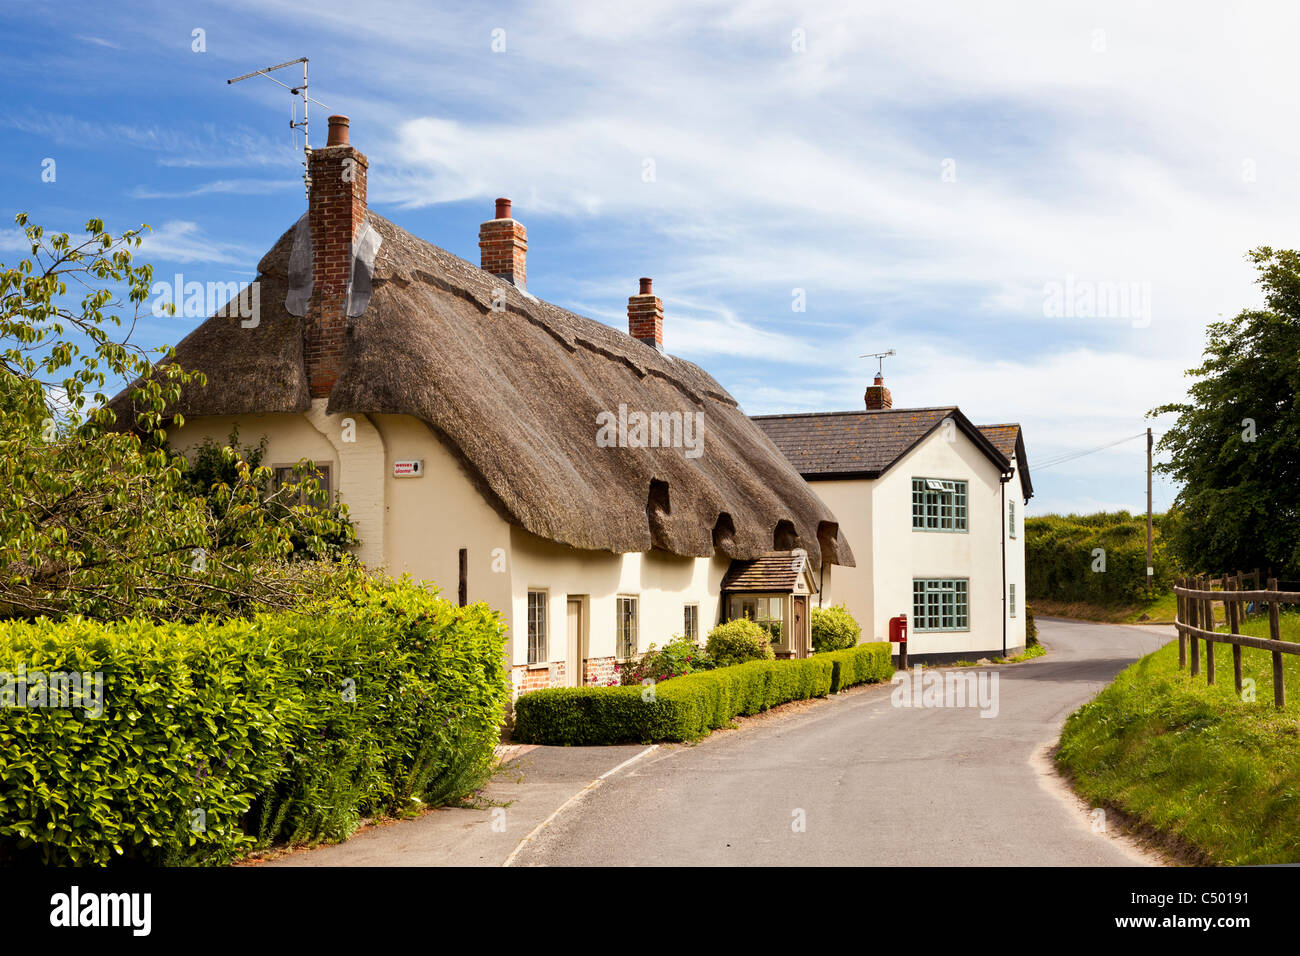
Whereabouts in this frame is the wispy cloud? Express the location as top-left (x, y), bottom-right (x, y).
top-left (130, 179), bottom-right (300, 200)
top-left (136, 221), bottom-right (261, 266)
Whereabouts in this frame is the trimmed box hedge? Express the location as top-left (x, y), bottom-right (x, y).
top-left (0, 577), bottom-right (509, 866)
top-left (513, 642), bottom-right (893, 746)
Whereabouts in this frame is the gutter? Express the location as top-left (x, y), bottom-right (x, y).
top-left (999, 470), bottom-right (1012, 657)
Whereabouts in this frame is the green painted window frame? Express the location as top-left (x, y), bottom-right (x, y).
top-left (912, 578), bottom-right (970, 632)
top-left (911, 478), bottom-right (968, 532)
top-left (1010, 582), bottom-right (1016, 618)
top-left (527, 589), bottom-right (548, 664)
top-left (1008, 499), bottom-right (1016, 538)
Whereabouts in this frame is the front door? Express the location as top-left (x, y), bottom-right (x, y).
top-left (792, 595), bottom-right (807, 658)
top-left (566, 597), bottom-right (584, 686)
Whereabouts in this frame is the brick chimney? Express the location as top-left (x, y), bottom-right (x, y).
top-left (478, 197), bottom-right (527, 289)
top-left (865, 373), bottom-right (893, 410)
top-left (628, 277), bottom-right (663, 350)
top-left (306, 114), bottom-right (369, 398)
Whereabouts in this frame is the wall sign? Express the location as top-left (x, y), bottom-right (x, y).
top-left (393, 459), bottom-right (424, 478)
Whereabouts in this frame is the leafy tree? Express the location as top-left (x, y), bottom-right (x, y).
top-left (0, 214), bottom-right (354, 621)
top-left (1152, 247), bottom-right (1300, 576)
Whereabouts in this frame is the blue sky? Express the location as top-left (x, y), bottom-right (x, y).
top-left (5, 0), bottom-right (1295, 515)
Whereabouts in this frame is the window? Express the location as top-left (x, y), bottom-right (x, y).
top-left (1010, 582), bottom-right (1017, 618)
top-left (911, 478), bottom-right (968, 531)
top-left (527, 590), bottom-right (548, 664)
top-left (684, 604), bottom-right (699, 641)
top-left (1008, 499), bottom-right (1016, 538)
top-left (617, 596), bottom-right (639, 659)
top-left (728, 594), bottom-right (784, 645)
top-left (912, 579), bottom-right (970, 631)
top-left (273, 464), bottom-right (331, 509)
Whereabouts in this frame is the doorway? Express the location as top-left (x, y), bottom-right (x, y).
top-left (792, 595), bottom-right (808, 658)
top-left (566, 596), bottom-right (586, 686)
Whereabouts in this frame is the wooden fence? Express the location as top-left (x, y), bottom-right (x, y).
top-left (1173, 573), bottom-right (1300, 707)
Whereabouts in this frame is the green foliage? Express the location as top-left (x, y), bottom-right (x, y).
top-left (1024, 511), bottom-right (1174, 605)
top-left (0, 214), bottom-right (354, 622)
top-left (1151, 246), bottom-right (1300, 576)
top-left (513, 644), bottom-right (893, 745)
top-left (1025, 604), bottom-right (1038, 646)
top-left (0, 576), bottom-right (508, 865)
top-left (705, 618), bottom-right (775, 667)
top-left (811, 603), bottom-right (861, 653)
top-left (617, 635), bottom-right (715, 686)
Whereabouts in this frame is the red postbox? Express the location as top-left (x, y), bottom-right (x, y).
top-left (889, 613), bottom-right (908, 643)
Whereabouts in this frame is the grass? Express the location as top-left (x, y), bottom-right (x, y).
top-left (1030, 589), bottom-right (1177, 625)
top-left (946, 641), bottom-right (1046, 667)
top-left (1057, 610), bottom-right (1300, 865)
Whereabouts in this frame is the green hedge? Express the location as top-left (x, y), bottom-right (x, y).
top-left (0, 577), bottom-right (508, 866)
top-left (1025, 511), bottom-right (1175, 605)
top-left (513, 643), bottom-right (893, 746)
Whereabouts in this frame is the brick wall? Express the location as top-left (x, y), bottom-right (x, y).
top-left (478, 216), bottom-right (527, 288)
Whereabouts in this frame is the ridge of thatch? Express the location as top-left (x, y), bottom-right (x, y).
top-left (111, 211), bottom-right (853, 567)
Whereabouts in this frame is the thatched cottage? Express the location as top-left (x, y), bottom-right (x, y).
top-left (754, 376), bottom-right (1031, 664)
top-left (115, 116), bottom-right (854, 695)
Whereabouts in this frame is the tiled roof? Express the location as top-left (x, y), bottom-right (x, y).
top-left (721, 551), bottom-right (805, 592)
top-left (978, 424), bottom-right (1020, 459)
top-left (751, 407), bottom-right (960, 478)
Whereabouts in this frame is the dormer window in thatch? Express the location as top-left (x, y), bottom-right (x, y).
top-left (773, 519), bottom-right (798, 551)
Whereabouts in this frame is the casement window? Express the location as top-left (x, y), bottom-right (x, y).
top-left (912, 579), bottom-right (970, 632)
top-left (683, 604), bottom-right (699, 642)
top-left (1010, 582), bottom-right (1017, 618)
top-left (273, 464), bottom-right (331, 508)
top-left (617, 596), bottom-right (639, 659)
top-left (527, 590), bottom-right (548, 664)
top-left (911, 478), bottom-right (968, 532)
top-left (1008, 499), bottom-right (1016, 538)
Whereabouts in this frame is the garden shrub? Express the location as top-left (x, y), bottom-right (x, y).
top-left (617, 635), bottom-right (715, 687)
top-left (514, 645), bottom-right (892, 746)
top-left (1025, 605), bottom-right (1038, 646)
top-left (811, 603), bottom-right (861, 653)
top-left (705, 618), bottom-right (775, 667)
top-left (0, 576), bottom-right (508, 866)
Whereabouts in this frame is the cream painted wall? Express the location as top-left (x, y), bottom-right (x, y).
top-left (802, 427), bottom-right (1027, 658)
top-left (508, 528), bottom-right (730, 678)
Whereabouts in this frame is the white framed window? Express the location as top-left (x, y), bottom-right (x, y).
top-left (683, 604), bottom-right (699, 641)
top-left (1010, 582), bottom-right (1017, 618)
top-left (617, 596), bottom-right (639, 659)
top-left (912, 579), bottom-right (970, 632)
top-left (911, 478), bottom-right (968, 532)
top-left (527, 590), bottom-right (548, 664)
top-left (273, 463), bottom-right (331, 509)
top-left (1008, 499), bottom-right (1016, 538)
top-left (728, 594), bottom-right (784, 646)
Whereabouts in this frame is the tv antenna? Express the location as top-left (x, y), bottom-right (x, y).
top-left (227, 57), bottom-right (329, 201)
top-left (860, 349), bottom-right (896, 376)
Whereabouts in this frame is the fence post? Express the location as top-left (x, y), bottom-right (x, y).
top-left (1269, 577), bottom-right (1285, 709)
top-left (1229, 574), bottom-right (1242, 697)
top-left (1176, 575), bottom-right (1186, 669)
top-left (1189, 575), bottom-right (1201, 677)
top-left (1204, 575), bottom-right (1217, 686)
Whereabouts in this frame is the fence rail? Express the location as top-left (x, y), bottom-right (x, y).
top-left (1173, 573), bottom-right (1298, 708)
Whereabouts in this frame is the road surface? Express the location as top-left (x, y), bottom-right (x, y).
top-left (510, 618), bottom-right (1173, 866)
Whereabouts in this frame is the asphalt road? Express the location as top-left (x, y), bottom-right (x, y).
top-left (511, 618), bottom-right (1174, 866)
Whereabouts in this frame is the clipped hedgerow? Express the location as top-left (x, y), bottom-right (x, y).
top-left (0, 576), bottom-right (508, 866)
top-left (513, 644), bottom-right (893, 746)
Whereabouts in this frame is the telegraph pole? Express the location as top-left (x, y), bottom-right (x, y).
top-left (1146, 427), bottom-right (1154, 585)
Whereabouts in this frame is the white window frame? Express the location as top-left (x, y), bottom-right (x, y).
top-left (683, 603), bottom-right (699, 642)
top-left (527, 589), bottom-right (548, 665)
top-left (617, 595), bottom-right (639, 659)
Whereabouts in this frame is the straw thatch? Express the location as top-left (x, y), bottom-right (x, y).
top-left (111, 212), bottom-right (853, 568)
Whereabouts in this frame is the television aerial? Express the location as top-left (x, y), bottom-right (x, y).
top-left (227, 57), bottom-right (329, 201)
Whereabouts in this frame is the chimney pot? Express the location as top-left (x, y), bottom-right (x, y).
top-left (639, 277), bottom-right (653, 295)
top-left (628, 280), bottom-right (664, 350)
top-left (326, 115), bottom-right (350, 147)
top-left (495, 197), bottom-right (512, 220)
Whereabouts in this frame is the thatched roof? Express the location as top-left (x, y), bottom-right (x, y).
top-left (111, 212), bottom-right (853, 568)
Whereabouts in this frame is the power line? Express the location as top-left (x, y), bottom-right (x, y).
top-left (1035, 431), bottom-right (1150, 471)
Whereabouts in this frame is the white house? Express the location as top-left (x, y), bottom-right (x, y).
top-left (753, 374), bottom-right (1032, 663)
top-left (111, 115), bottom-right (855, 696)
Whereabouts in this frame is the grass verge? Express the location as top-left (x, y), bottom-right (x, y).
top-left (1056, 611), bottom-right (1300, 865)
top-left (1030, 590), bottom-right (1177, 624)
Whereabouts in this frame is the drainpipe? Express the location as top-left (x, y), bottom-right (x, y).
top-left (1000, 471), bottom-right (1012, 657)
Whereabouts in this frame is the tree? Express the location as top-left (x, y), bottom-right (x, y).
top-left (1152, 246), bottom-right (1300, 576)
top-left (0, 214), bottom-right (354, 621)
